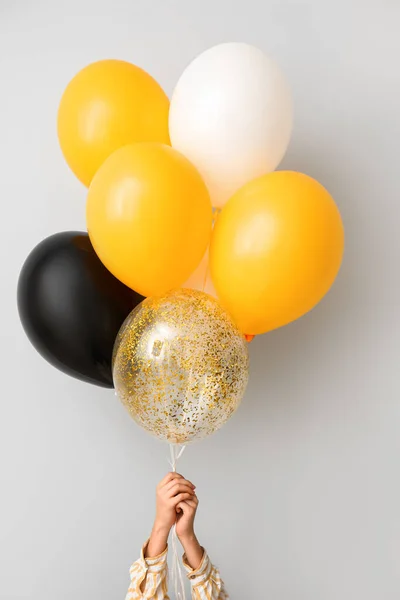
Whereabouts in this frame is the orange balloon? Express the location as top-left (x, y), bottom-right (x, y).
top-left (210, 171), bottom-right (344, 335)
top-left (58, 60), bottom-right (170, 186)
top-left (87, 143), bottom-right (212, 297)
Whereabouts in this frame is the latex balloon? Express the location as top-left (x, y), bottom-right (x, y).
top-left (58, 59), bottom-right (170, 186)
top-left (17, 232), bottom-right (143, 387)
top-left (169, 43), bottom-right (293, 208)
top-left (210, 172), bottom-right (344, 335)
top-left (113, 289), bottom-right (249, 444)
top-left (87, 143), bottom-right (212, 297)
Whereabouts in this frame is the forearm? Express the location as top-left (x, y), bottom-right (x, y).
top-left (179, 532), bottom-right (204, 570)
top-left (146, 522), bottom-right (170, 558)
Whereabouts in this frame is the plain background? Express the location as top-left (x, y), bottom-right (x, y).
top-left (1, 1), bottom-right (399, 598)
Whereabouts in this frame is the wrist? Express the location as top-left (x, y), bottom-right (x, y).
top-left (152, 521), bottom-right (171, 538)
top-left (178, 530), bottom-right (198, 545)
top-left (178, 528), bottom-right (196, 540)
top-left (146, 522), bottom-right (170, 559)
top-left (179, 533), bottom-right (203, 571)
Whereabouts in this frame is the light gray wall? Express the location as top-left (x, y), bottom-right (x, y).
top-left (1, 1), bottom-right (399, 599)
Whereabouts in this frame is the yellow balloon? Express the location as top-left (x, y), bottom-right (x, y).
top-left (210, 171), bottom-right (344, 335)
top-left (87, 143), bottom-right (212, 297)
top-left (57, 59), bottom-right (170, 186)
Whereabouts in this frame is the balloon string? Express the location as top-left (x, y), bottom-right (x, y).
top-left (168, 444), bottom-right (187, 600)
top-left (202, 208), bottom-right (221, 293)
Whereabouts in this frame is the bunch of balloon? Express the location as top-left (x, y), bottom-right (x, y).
top-left (18, 43), bottom-right (344, 436)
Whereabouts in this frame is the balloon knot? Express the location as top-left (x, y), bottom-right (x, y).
top-left (245, 334), bottom-right (255, 343)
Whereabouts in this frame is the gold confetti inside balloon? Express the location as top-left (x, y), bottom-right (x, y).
top-left (113, 289), bottom-right (249, 444)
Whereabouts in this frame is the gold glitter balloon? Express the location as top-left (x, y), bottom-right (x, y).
top-left (113, 289), bottom-right (249, 444)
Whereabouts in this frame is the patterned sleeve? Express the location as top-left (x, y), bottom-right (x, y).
top-left (125, 540), bottom-right (170, 600)
top-left (183, 548), bottom-right (229, 599)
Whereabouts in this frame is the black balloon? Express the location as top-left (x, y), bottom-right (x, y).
top-left (17, 232), bottom-right (144, 388)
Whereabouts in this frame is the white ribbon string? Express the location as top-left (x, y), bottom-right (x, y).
top-left (168, 443), bottom-right (187, 600)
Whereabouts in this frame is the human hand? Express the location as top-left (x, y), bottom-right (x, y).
top-left (175, 482), bottom-right (203, 570)
top-left (175, 483), bottom-right (199, 541)
top-left (153, 472), bottom-right (196, 534)
top-left (146, 472), bottom-right (196, 558)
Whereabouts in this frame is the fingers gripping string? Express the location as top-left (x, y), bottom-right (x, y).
top-left (168, 444), bottom-right (186, 600)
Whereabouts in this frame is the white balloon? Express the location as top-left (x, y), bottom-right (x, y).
top-left (169, 43), bottom-right (293, 208)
